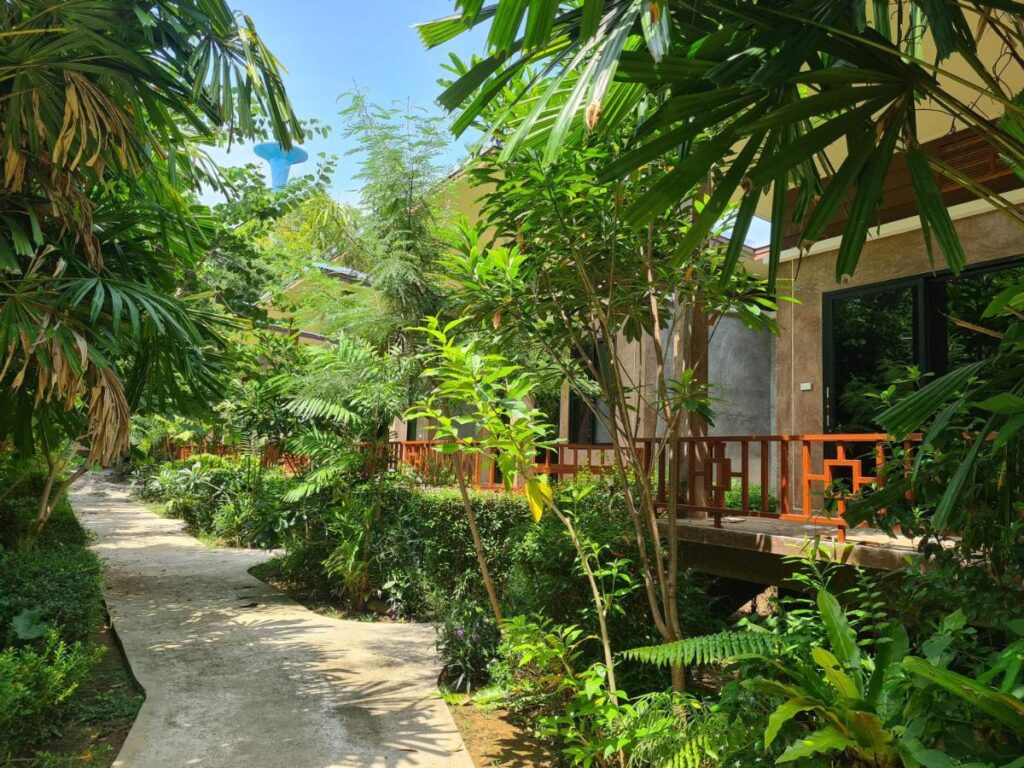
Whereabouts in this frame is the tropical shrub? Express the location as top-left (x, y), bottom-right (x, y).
top-left (433, 589), bottom-right (501, 693)
top-left (625, 564), bottom-right (1024, 767)
top-left (131, 454), bottom-right (292, 548)
top-left (0, 469), bottom-right (88, 550)
top-left (0, 633), bottom-right (103, 758)
top-left (851, 280), bottom-right (1024, 579)
top-left (489, 615), bottom-right (586, 718)
top-left (0, 471), bottom-right (103, 648)
top-left (0, 451), bottom-right (109, 758)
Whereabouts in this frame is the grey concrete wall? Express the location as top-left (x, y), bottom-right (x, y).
top-left (710, 314), bottom-right (774, 435)
top-left (708, 314), bottom-right (776, 486)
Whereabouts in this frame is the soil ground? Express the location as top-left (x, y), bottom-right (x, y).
top-left (445, 696), bottom-right (553, 768)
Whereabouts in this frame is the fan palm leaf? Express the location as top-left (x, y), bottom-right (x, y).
top-left (0, 0), bottom-right (301, 465)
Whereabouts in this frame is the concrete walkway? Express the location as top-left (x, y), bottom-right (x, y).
top-left (71, 476), bottom-right (473, 768)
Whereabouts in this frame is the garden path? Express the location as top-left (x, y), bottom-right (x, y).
top-left (71, 474), bottom-right (473, 768)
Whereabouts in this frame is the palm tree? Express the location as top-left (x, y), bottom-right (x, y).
top-left (1, 0), bottom-right (302, 525)
top-left (421, 1), bottom-right (1024, 286)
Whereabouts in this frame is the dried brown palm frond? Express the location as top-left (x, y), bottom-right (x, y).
top-left (87, 366), bottom-right (131, 465)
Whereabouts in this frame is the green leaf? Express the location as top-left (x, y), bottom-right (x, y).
top-left (866, 620), bottom-right (909, 705)
top-left (872, 0), bottom-right (892, 41)
top-left (818, 588), bottom-right (861, 670)
top-left (580, 0), bottom-right (603, 40)
top-left (902, 656), bottom-right (1024, 737)
top-left (777, 726), bottom-right (856, 763)
top-left (439, 55), bottom-right (507, 111)
top-left (906, 147), bottom-right (965, 272)
top-left (812, 646), bottom-right (861, 698)
top-left (624, 132), bottom-right (738, 226)
top-left (974, 392), bottom-right (1024, 414)
top-left (720, 188), bottom-right (760, 283)
top-left (666, 131), bottom-right (766, 266)
top-left (834, 115), bottom-right (902, 280)
top-left (765, 697), bottom-right (822, 748)
top-left (749, 98), bottom-right (888, 188)
top-left (12, 608), bottom-right (49, 640)
top-left (932, 414), bottom-right (995, 531)
top-left (879, 360), bottom-right (985, 439)
top-left (523, 0), bottom-right (559, 51)
top-left (800, 126), bottom-right (874, 245)
top-left (488, 0), bottom-right (528, 54)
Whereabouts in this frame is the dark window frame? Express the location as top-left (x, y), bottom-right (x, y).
top-left (822, 255), bottom-right (1023, 432)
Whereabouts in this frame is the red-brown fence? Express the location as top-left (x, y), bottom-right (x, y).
top-left (170, 433), bottom-right (920, 539)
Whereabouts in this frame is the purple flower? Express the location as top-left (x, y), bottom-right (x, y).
top-left (471, 635), bottom-right (480, 643)
top-left (455, 629), bottom-right (465, 639)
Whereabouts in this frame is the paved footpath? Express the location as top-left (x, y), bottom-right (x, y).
top-left (71, 475), bottom-right (473, 768)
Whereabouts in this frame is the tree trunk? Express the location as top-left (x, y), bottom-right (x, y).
top-left (35, 456), bottom-right (59, 534)
top-left (452, 454), bottom-right (504, 623)
top-left (34, 464), bottom-right (87, 535)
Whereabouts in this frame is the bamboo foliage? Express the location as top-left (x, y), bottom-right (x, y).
top-left (1, 0), bottom-right (300, 254)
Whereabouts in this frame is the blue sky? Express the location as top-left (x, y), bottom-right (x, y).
top-left (208, 1), bottom-right (482, 203)
top-left (214, 1), bottom-right (771, 246)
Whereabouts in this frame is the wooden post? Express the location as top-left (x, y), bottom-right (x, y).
top-left (780, 439), bottom-right (791, 516)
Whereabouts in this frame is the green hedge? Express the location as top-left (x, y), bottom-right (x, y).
top-left (0, 453), bottom-right (106, 758)
top-left (0, 540), bottom-right (103, 647)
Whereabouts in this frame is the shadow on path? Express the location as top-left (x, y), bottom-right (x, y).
top-left (71, 476), bottom-right (472, 768)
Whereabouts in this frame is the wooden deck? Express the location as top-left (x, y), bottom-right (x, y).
top-left (668, 515), bottom-right (925, 583)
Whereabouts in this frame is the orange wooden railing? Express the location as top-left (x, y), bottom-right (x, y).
top-left (170, 433), bottom-right (920, 539)
top-left (635, 433), bottom-right (921, 542)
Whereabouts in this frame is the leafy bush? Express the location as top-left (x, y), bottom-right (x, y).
top-left (0, 632), bottom-right (103, 757)
top-left (131, 454), bottom-right (292, 548)
top-left (0, 456), bottom-right (87, 550)
top-left (489, 615), bottom-right (585, 717)
top-left (621, 560), bottom-right (1024, 767)
top-left (433, 588), bottom-right (501, 693)
top-left (723, 480), bottom-right (777, 513)
top-left (258, 472), bottom-right (720, 690)
top-left (367, 482), bottom-right (528, 619)
top-left (0, 451), bottom-right (110, 758)
top-left (0, 543), bottom-right (103, 648)
top-left (0, 501), bottom-right (103, 647)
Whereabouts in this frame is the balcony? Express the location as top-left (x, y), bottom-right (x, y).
top-left (390, 433), bottom-right (926, 574)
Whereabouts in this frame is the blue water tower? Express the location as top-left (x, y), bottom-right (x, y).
top-left (254, 142), bottom-right (309, 190)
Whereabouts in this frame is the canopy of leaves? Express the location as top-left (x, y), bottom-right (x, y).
top-left (421, 1), bottom-right (1024, 286)
top-left (0, 0), bottom-right (302, 463)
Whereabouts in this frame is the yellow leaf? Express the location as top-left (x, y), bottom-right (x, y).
top-left (525, 476), bottom-right (553, 523)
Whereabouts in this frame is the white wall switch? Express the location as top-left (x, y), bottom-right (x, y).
top-left (799, 382), bottom-right (813, 392)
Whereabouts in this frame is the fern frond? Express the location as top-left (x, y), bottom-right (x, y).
top-left (665, 731), bottom-right (720, 768)
top-left (625, 630), bottom-right (777, 668)
top-left (286, 395), bottom-right (359, 424)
